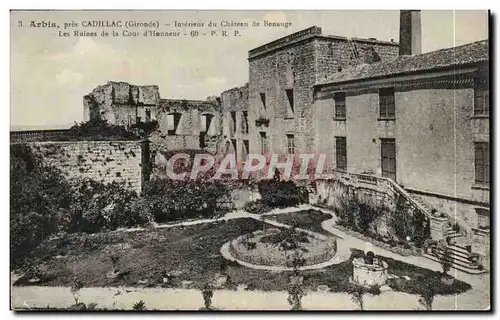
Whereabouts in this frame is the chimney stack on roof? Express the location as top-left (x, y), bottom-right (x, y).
top-left (399, 10), bottom-right (422, 56)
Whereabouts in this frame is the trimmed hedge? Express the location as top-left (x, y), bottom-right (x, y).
top-left (257, 180), bottom-right (308, 208)
top-left (142, 178), bottom-right (232, 223)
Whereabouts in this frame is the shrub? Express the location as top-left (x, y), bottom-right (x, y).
top-left (130, 120), bottom-right (158, 139)
top-left (66, 179), bottom-right (144, 233)
top-left (367, 284), bottom-right (381, 296)
top-left (243, 199), bottom-right (272, 214)
top-left (358, 201), bottom-right (385, 233)
top-left (257, 179), bottom-right (308, 208)
top-left (143, 178), bottom-right (231, 223)
top-left (335, 194), bottom-right (386, 234)
top-left (10, 144), bottom-right (74, 266)
top-left (335, 195), bottom-right (359, 228)
top-left (132, 300), bottom-right (147, 311)
top-left (388, 275), bottom-right (471, 296)
top-left (66, 119), bottom-right (140, 141)
top-left (10, 144), bottom-right (154, 267)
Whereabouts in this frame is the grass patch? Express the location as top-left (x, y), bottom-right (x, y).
top-left (265, 209), bottom-right (333, 235)
top-left (14, 218), bottom-right (471, 296)
top-left (349, 249), bottom-right (471, 296)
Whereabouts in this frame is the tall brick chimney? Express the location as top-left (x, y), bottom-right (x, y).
top-left (399, 10), bottom-right (422, 56)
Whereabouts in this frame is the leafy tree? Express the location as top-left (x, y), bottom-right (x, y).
top-left (70, 278), bottom-right (84, 305)
top-left (201, 284), bottom-right (214, 310)
top-left (418, 279), bottom-right (438, 310)
top-left (439, 243), bottom-right (452, 275)
top-left (348, 284), bottom-right (366, 310)
top-left (287, 249), bottom-right (306, 311)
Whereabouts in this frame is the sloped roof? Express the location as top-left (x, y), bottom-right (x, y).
top-left (316, 39), bottom-right (489, 86)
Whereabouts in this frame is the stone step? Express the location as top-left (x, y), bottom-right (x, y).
top-left (434, 246), bottom-right (470, 261)
top-left (447, 232), bottom-right (462, 239)
top-left (448, 243), bottom-right (471, 255)
top-left (435, 243), bottom-right (470, 257)
top-left (422, 253), bottom-right (488, 274)
top-left (434, 249), bottom-right (472, 264)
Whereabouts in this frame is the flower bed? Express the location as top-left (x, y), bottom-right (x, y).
top-left (335, 225), bottom-right (423, 257)
top-left (229, 229), bottom-right (337, 267)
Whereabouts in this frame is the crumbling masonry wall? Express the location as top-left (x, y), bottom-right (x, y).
top-left (221, 84), bottom-right (249, 165)
top-left (83, 81), bottom-right (160, 127)
top-left (19, 140), bottom-right (148, 194)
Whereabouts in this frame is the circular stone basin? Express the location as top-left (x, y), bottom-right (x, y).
top-left (352, 257), bottom-right (389, 287)
top-left (229, 228), bottom-right (337, 268)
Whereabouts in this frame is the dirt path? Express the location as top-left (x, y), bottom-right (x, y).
top-left (11, 284), bottom-right (489, 310)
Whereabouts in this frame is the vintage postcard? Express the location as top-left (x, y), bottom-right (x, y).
top-left (10, 9), bottom-right (490, 311)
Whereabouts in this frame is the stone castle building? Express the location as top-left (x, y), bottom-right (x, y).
top-left (12, 10), bottom-right (489, 271)
top-left (81, 11), bottom-right (489, 233)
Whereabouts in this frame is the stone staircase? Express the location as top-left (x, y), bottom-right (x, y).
top-left (409, 194), bottom-right (487, 274)
top-left (422, 240), bottom-right (486, 274)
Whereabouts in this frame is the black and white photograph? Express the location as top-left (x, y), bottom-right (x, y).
top-left (8, 9), bottom-right (491, 311)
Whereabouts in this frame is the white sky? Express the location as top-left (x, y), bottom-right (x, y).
top-left (10, 10), bottom-right (488, 130)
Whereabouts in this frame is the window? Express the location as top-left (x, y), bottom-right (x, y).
top-left (379, 88), bottom-right (395, 119)
top-left (334, 92), bottom-right (346, 119)
top-left (476, 208), bottom-right (490, 229)
top-left (231, 139), bottom-right (237, 161)
top-left (230, 111), bottom-right (237, 135)
top-left (473, 83), bottom-right (489, 116)
top-left (260, 132), bottom-right (268, 154)
top-left (136, 116), bottom-right (142, 123)
top-left (335, 137), bottom-right (347, 171)
top-left (167, 113), bottom-right (182, 135)
top-left (285, 89), bottom-right (294, 118)
top-left (242, 111), bottom-right (249, 134)
top-left (260, 93), bottom-right (266, 109)
top-left (145, 109), bottom-right (151, 122)
top-left (474, 142), bottom-right (490, 185)
top-left (243, 139), bottom-right (249, 163)
top-left (286, 134), bottom-right (295, 154)
top-left (381, 138), bottom-right (396, 181)
top-left (199, 132), bottom-right (206, 148)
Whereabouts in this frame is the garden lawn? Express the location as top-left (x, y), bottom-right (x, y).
top-left (13, 218), bottom-right (471, 296)
top-left (265, 209), bottom-right (333, 235)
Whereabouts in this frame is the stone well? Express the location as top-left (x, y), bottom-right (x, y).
top-left (352, 254), bottom-right (389, 287)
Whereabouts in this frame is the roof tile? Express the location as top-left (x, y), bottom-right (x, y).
top-left (316, 40), bottom-right (489, 86)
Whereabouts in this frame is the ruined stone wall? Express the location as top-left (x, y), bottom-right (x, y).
top-left (83, 81), bottom-right (160, 126)
top-left (150, 99), bottom-right (223, 154)
top-left (221, 84), bottom-right (249, 164)
top-left (20, 140), bottom-right (148, 194)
